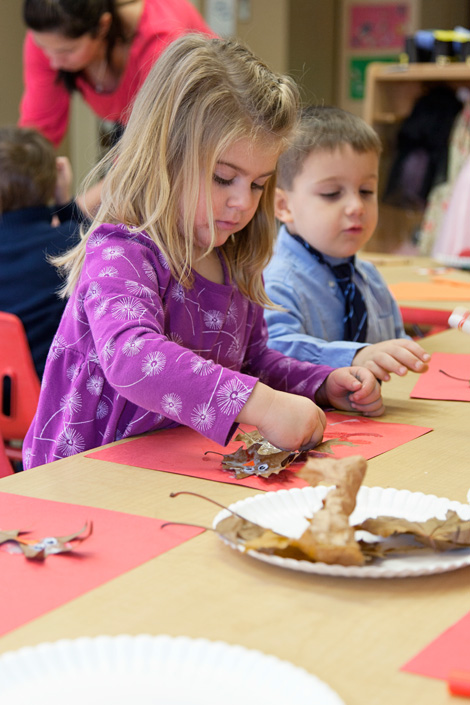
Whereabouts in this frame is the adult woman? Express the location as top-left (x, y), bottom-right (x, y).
top-left (19, 0), bottom-right (214, 148)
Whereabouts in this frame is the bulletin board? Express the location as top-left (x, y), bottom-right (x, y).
top-left (338, 0), bottom-right (421, 114)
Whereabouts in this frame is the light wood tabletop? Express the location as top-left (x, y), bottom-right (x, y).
top-left (1, 328), bottom-right (469, 705)
top-left (363, 252), bottom-right (470, 312)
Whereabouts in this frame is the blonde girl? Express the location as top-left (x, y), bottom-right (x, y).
top-left (24, 34), bottom-right (383, 469)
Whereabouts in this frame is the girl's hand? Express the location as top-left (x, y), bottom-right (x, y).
top-left (318, 366), bottom-right (385, 417)
top-left (353, 339), bottom-right (430, 382)
top-left (54, 156), bottom-right (73, 205)
top-left (237, 382), bottom-right (327, 451)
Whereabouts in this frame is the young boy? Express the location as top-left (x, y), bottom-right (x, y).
top-left (0, 126), bottom-right (84, 378)
top-left (264, 106), bottom-right (430, 382)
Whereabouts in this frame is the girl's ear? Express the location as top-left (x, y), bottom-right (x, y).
top-left (274, 187), bottom-right (294, 224)
top-left (98, 12), bottom-right (112, 39)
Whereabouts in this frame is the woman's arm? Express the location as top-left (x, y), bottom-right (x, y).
top-left (19, 33), bottom-right (70, 148)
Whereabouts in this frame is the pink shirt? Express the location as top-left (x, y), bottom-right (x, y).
top-left (20, 0), bottom-right (214, 146)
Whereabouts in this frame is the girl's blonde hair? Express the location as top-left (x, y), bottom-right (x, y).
top-left (57, 33), bottom-right (300, 304)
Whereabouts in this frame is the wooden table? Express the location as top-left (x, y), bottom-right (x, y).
top-left (364, 252), bottom-right (470, 311)
top-left (1, 329), bottom-right (469, 705)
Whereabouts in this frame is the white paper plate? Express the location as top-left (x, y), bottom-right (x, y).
top-left (0, 634), bottom-right (345, 705)
top-left (213, 486), bottom-right (470, 578)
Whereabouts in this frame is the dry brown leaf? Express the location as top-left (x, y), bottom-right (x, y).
top-left (219, 430), bottom-right (360, 479)
top-left (293, 456), bottom-right (367, 565)
top-left (220, 430), bottom-right (298, 479)
top-left (356, 511), bottom-right (470, 552)
top-left (1, 522), bottom-right (93, 560)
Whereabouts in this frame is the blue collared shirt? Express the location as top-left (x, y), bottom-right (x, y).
top-left (264, 225), bottom-right (409, 368)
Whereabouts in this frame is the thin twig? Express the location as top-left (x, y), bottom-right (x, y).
top-left (439, 369), bottom-right (469, 383)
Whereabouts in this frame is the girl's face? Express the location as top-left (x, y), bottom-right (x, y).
top-left (31, 30), bottom-right (104, 71)
top-left (193, 137), bottom-right (279, 250)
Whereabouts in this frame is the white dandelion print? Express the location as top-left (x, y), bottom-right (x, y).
top-left (217, 378), bottom-right (250, 415)
top-left (94, 297), bottom-right (110, 320)
top-left (66, 363), bottom-right (81, 381)
top-left (292, 379), bottom-right (307, 394)
top-left (204, 309), bottom-right (224, 330)
top-left (227, 338), bottom-right (241, 361)
top-left (59, 390), bottom-right (82, 415)
top-left (278, 357), bottom-right (292, 371)
top-left (122, 335), bottom-right (145, 356)
top-left (190, 356), bottom-right (216, 376)
top-left (76, 292), bottom-right (86, 312)
top-left (102, 245), bottom-right (125, 260)
top-left (23, 447), bottom-right (33, 470)
top-left (142, 351), bottom-right (166, 376)
top-left (56, 428), bottom-right (86, 457)
top-left (48, 334), bottom-right (67, 360)
top-left (157, 251), bottom-right (170, 270)
top-left (171, 283), bottom-right (185, 303)
top-left (88, 232), bottom-right (108, 248)
top-left (96, 400), bottom-right (109, 419)
top-left (142, 259), bottom-right (157, 282)
top-left (86, 375), bottom-right (104, 396)
top-left (227, 301), bottom-right (238, 325)
top-left (167, 332), bottom-right (183, 346)
top-left (86, 281), bottom-right (102, 300)
top-left (125, 280), bottom-right (154, 298)
top-left (191, 403), bottom-right (216, 432)
top-left (162, 393), bottom-right (183, 418)
top-left (98, 266), bottom-right (118, 277)
top-left (88, 348), bottom-right (100, 364)
top-left (111, 297), bottom-right (147, 320)
top-left (103, 337), bottom-right (115, 360)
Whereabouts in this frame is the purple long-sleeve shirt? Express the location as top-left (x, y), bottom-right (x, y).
top-left (23, 224), bottom-right (333, 469)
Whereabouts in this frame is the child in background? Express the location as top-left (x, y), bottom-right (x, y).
top-left (0, 126), bottom-right (84, 378)
top-left (264, 106), bottom-right (430, 382)
top-left (24, 36), bottom-right (383, 469)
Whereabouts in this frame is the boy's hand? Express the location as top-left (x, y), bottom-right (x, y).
top-left (318, 366), bottom-right (385, 417)
top-left (353, 339), bottom-right (431, 382)
top-left (54, 156), bottom-right (73, 205)
top-left (237, 383), bottom-right (327, 451)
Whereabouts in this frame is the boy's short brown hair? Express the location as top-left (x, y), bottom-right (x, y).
top-left (0, 126), bottom-right (56, 213)
top-left (277, 105), bottom-right (382, 190)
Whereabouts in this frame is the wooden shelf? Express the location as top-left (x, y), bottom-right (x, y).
top-left (363, 62), bottom-right (470, 253)
top-left (364, 62), bottom-right (470, 125)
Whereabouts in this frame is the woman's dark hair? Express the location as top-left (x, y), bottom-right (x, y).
top-left (23, 0), bottom-right (125, 92)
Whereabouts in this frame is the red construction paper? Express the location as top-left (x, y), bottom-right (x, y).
top-left (86, 412), bottom-right (432, 490)
top-left (0, 493), bottom-right (203, 638)
top-left (402, 610), bottom-right (470, 682)
top-left (410, 353), bottom-right (470, 402)
top-left (389, 278), bottom-right (470, 301)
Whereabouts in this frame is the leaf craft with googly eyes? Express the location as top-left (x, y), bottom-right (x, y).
top-left (0, 522), bottom-right (93, 560)
top-left (213, 429), bottom-right (360, 480)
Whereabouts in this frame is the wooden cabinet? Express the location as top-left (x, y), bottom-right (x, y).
top-left (363, 62), bottom-right (470, 253)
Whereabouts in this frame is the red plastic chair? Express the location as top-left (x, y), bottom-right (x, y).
top-left (0, 312), bottom-right (41, 467)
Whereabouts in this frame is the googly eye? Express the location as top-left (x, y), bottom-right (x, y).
top-left (42, 537), bottom-right (59, 546)
top-left (257, 463), bottom-right (269, 472)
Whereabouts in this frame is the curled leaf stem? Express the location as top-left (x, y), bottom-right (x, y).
top-left (439, 369), bottom-right (469, 383)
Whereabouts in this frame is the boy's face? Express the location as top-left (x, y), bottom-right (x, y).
top-left (275, 145), bottom-right (379, 259)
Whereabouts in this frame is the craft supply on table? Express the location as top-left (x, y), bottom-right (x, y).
top-left (448, 307), bottom-right (470, 334)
